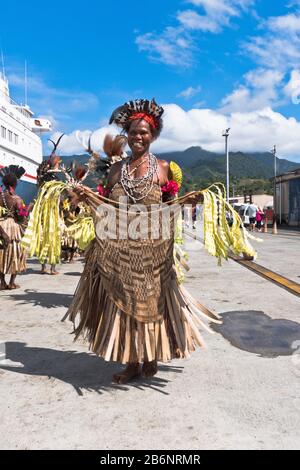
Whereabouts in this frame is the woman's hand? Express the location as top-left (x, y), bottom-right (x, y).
top-left (67, 188), bottom-right (86, 208)
top-left (184, 192), bottom-right (204, 206)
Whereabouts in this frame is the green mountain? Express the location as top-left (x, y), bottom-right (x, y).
top-left (160, 146), bottom-right (299, 177)
top-left (159, 147), bottom-right (299, 194)
top-left (57, 147), bottom-right (299, 194)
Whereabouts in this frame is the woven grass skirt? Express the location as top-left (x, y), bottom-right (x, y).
top-left (0, 217), bottom-right (26, 275)
top-left (64, 243), bottom-right (221, 364)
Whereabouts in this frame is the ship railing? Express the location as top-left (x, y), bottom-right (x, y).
top-left (0, 90), bottom-right (31, 118)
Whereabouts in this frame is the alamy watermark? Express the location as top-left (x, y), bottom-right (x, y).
top-left (94, 196), bottom-right (203, 241)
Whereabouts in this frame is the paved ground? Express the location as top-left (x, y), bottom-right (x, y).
top-left (0, 229), bottom-right (299, 450)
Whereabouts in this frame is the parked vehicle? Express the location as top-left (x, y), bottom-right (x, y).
top-left (237, 204), bottom-right (250, 225)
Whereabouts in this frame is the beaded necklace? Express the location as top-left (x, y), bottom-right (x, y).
top-left (0, 191), bottom-right (14, 217)
top-left (120, 153), bottom-right (158, 203)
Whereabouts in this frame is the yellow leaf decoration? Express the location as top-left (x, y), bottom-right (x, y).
top-left (201, 183), bottom-right (258, 264)
top-left (0, 206), bottom-right (7, 217)
top-left (170, 161), bottom-right (182, 188)
top-left (65, 214), bottom-right (95, 250)
top-left (22, 181), bottom-right (66, 264)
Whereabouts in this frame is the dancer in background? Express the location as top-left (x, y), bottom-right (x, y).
top-left (0, 166), bottom-right (28, 290)
top-left (36, 135), bottom-right (64, 275)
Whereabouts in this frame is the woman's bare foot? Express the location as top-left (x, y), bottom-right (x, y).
top-left (50, 271), bottom-right (60, 275)
top-left (8, 283), bottom-right (20, 290)
top-left (112, 363), bottom-right (141, 384)
top-left (142, 360), bottom-right (158, 378)
top-left (0, 282), bottom-right (8, 290)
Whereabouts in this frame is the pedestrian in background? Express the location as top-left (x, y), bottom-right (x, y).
top-left (248, 202), bottom-right (258, 231)
top-left (255, 207), bottom-right (264, 232)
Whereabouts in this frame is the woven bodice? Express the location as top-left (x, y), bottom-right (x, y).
top-left (109, 182), bottom-right (162, 205)
top-left (91, 181), bottom-right (176, 323)
top-left (0, 192), bottom-right (18, 220)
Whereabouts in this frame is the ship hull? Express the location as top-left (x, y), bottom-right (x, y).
top-left (0, 161), bottom-right (38, 204)
top-left (15, 179), bottom-right (38, 204)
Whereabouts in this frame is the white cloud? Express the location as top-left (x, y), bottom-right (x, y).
top-left (220, 68), bottom-right (284, 112)
top-left (244, 6), bottom-right (300, 72)
top-left (136, 0), bottom-right (255, 67)
top-left (177, 10), bottom-right (220, 32)
top-left (54, 103), bottom-right (300, 161)
top-left (153, 104), bottom-right (300, 160)
top-left (236, 7), bottom-right (300, 114)
top-left (266, 13), bottom-right (300, 34)
top-left (49, 125), bottom-right (119, 156)
top-left (136, 27), bottom-right (194, 67)
top-left (178, 0), bottom-right (255, 32)
top-left (177, 85), bottom-right (202, 99)
top-left (186, 0), bottom-right (253, 15)
top-left (245, 68), bottom-right (284, 89)
top-left (245, 35), bottom-right (300, 71)
top-left (284, 69), bottom-right (300, 104)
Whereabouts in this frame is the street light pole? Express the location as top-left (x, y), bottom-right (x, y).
top-left (222, 128), bottom-right (230, 203)
top-left (271, 145), bottom-right (278, 234)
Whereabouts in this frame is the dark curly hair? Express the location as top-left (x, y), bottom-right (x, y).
top-left (123, 118), bottom-right (163, 140)
top-left (2, 173), bottom-right (18, 189)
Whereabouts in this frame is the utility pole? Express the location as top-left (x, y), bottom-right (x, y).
top-left (222, 128), bottom-right (230, 203)
top-left (271, 145), bottom-right (278, 234)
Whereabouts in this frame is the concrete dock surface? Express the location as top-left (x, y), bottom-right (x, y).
top-left (0, 228), bottom-right (299, 450)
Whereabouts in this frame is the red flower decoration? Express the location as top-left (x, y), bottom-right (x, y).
top-left (17, 203), bottom-right (29, 217)
top-left (97, 184), bottom-right (109, 197)
top-left (161, 180), bottom-right (179, 196)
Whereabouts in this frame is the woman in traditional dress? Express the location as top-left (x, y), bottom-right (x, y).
top-left (0, 168), bottom-right (27, 290)
top-left (65, 99), bottom-right (224, 384)
top-left (23, 99), bottom-right (255, 383)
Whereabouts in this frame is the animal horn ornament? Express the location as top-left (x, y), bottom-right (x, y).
top-left (76, 130), bottom-right (108, 175)
top-left (75, 131), bottom-right (126, 178)
top-left (48, 133), bottom-right (65, 159)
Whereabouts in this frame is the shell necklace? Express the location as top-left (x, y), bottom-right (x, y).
top-left (120, 153), bottom-right (158, 203)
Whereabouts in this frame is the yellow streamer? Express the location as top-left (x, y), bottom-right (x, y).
top-left (170, 161), bottom-right (183, 188)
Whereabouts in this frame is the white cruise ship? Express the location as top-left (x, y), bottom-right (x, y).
top-left (0, 72), bottom-right (51, 203)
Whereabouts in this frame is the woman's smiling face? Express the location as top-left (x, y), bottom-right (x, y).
top-left (127, 119), bottom-right (154, 157)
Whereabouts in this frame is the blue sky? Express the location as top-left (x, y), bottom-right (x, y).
top-left (2, 0), bottom-right (300, 161)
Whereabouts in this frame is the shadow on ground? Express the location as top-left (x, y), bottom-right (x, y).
top-left (63, 272), bottom-right (82, 277)
top-left (0, 342), bottom-right (183, 395)
top-left (19, 268), bottom-right (45, 276)
top-left (213, 310), bottom-right (300, 358)
top-left (3, 290), bottom-right (73, 309)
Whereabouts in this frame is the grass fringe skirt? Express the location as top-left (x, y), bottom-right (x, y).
top-left (0, 217), bottom-right (26, 275)
top-left (64, 244), bottom-right (221, 364)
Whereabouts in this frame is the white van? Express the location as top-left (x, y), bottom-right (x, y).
top-left (232, 203), bottom-right (250, 224)
top-left (239, 204), bottom-right (251, 225)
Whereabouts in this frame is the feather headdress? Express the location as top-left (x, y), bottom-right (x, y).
top-left (109, 98), bottom-right (164, 129)
top-left (0, 165), bottom-right (25, 180)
